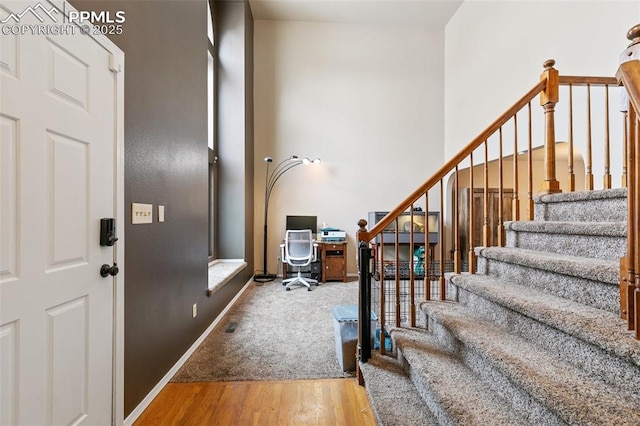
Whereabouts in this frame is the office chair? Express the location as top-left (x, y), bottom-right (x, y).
top-left (280, 229), bottom-right (318, 291)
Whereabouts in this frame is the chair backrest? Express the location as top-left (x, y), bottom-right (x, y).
top-left (284, 229), bottom-right (313, 266)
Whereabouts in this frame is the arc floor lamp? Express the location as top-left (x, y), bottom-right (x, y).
top-left (254, 155), bottom-right (321, 283)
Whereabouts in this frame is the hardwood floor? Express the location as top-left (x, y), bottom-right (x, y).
top-left (134, 378), bottom-right (377, 425)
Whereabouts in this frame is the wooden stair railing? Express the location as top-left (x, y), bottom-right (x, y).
top-left (357, 76), bottom-right (546, 359)
top-left (355, 25), bottom-right (640, 374)
top-left (617, 24), bottom-right (640, 338)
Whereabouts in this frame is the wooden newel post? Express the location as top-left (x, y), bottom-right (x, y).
top-left (356, 219), bottom-right (369, 244)
top-left (540, 59), bottom-right (561, 195)
top-left (355, 218), bottom-right (369, 385)
top-left (630, 24), bottom-right (640, 338)
top-left (617, 23), bottom-right (640, 336)
top-left (355, 219), bottom-right (370, 280)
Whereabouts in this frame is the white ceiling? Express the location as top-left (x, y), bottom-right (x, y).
top-left (248, 0), bottom-right (463, 27)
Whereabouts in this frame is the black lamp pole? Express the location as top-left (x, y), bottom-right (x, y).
top-left (254, 155), bottom-right (321, 282)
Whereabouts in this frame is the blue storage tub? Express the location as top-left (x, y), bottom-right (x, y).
top-left (332, 305), bottom-right (378, 371)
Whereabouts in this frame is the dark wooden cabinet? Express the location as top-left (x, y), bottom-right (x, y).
top-left (321, 242), bottom-right (347, 282)
top-left (458, 188), bottom-right (514, 259)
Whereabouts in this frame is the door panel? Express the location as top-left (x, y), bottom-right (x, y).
top-left (0, 4), bottom-right (18, 79)
top-left (0, 321), bottom-right (18, 425)
top-left (0, 115), bottom-right (18, 282)
top-left (48, 131), bottom-right (89, 269)
top-left (47, 297), bottom-right (89, 425)
top-left (48, 39), bottom-right (89, 110)
top-left (0, 1), bottom-right (121, 424)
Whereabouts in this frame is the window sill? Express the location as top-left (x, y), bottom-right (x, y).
top-left (207, 259), bottom-right (247, 297)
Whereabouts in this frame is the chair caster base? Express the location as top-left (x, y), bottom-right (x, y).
top-left (286, 287), bottom-right (291, 291)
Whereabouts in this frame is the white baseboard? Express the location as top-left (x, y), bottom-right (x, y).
top-left (124, 277), bottom-right (254, 426)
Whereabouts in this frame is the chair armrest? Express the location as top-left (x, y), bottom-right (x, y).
top-left (312, 241), bottom-right (318, 262)
top-left (280, 242), bottom-right (285, 262)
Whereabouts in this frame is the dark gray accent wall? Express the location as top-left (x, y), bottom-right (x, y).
top-left (70, 0), bottom-right (254, 417)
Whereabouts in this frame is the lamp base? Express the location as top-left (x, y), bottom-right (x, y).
top-left (254, 272), bottom-right (276, 284)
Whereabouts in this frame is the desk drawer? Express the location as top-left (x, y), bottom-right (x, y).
top-left (326, 250), bottom-right (343, 257)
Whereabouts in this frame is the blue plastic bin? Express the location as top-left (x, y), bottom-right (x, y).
top-left (374, 328), bottom-right (392, 351)
top-left (332, 305), bottom-right (378, 371)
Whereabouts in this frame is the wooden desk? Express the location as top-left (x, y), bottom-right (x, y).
top-left (282, 241), bottom-right (347, 283)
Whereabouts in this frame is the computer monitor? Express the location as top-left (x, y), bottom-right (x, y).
top-left (286, 215), bottom-right (318, 234)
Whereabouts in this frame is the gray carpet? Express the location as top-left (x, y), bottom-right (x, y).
top-left (171, 278), bottom-right (360, 382)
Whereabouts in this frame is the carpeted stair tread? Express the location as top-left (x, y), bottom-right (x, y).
top-left (391, 327), bottom-right (529, 425)
top-left (421, 301), bottom-right (640, 425)
top-left (505, 220), bottom-right (627, 237)
top-left (450, 273), bottom-right (640, 368)
top-left (361, 188), bottom-right (634, 423)
top-left (477, 246), bottom-right (619, 284)
top-left (534, 187), bottom-right (627, 204)
top-left (359, 354), bottom-right (437, 425)
top-left (534, 188), bottom-right (627, 222)
top-left (504, 221), bottom-right (627, 261)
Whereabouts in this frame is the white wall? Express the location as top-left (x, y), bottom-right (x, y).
top-left (254, 20), bottom-right (445, 275)
top-left (444, 1), bottom-right (638, 183)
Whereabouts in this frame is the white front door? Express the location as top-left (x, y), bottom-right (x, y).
top-left (0, 1), bottom-right (123, 424)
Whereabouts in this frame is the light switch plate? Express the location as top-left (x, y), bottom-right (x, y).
top-left (158, 205), bottom-right (165, 223)
top-left (132, 203), bottom-right (153, 224)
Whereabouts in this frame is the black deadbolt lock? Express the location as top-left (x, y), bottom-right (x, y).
top-left (100, 218), bottom-right (118, 246)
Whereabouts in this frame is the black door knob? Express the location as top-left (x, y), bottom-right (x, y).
top-left (100, 263), bottom-right (119, 277)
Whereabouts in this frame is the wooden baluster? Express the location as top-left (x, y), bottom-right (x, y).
top-left (619, 24), bottom-right (640, 335)
top-left (604, 85), bottom-right (612, 189)
top-left (498, 127), bottom-right (505, 247)
top-left (409, 207), bottom-right (415, 327)
top-left (439, 179), bottom-right (446, 300)
top-left (627, 106), bottom-right (637, 330)
top-left (379, 232), bottom-right (386, 355)
top-left (623, 112), bottom-right (628, 187)
top-left (621, 109), bottom-right (631, 321)
top-left (634, 110), bottom-right (640, 337)
top-left (568, 84), bottom-right (576, 191)
top-left (512, 115), bottom-right (520, 220)
top-left (527, 102), bottom-right (534, 219)
top-left (620, 256), bottom-right (629, 323)
top-left (454, 166), bottom-right (461, 273)
top-left (483, 140), bottom-right (491, 246)
top-left (394, 218), bottom-right (400, 327)
top-left (468, 151), bottom-right (476, 273)
top-left (424, 194), bottom-right (431, 301)
top-left (540, 59), bottom-right (561, 194)
top-left (586, 83), bottom-right (594, 190)
top-left (636, 277), bottom-right (640, 339)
